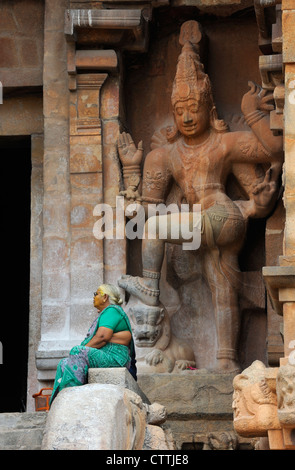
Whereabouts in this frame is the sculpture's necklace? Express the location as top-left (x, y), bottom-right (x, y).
top-left (176, 131), bottom-right (220, 170)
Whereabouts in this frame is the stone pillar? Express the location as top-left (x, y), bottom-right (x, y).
top-left (101, 73), bottom-right (127, 286)
top-left (35, 4), bottom-right (149, 383)
top-left (43, 0), bottom-right (71, 339)
top-left (69, 72), bottom-right (107, 339)
top-left (37, 0), bottom-right (71, 357)
top-left (261, 0), bottom-right (295, 369)
top-left (257, 0), bottom-right (295, 449)
top-left (63, 7), bottom-right (150, 293)
top-left (27, 134), bottom-right (44, 410)
top-left (279, 0), bottom-right (295, 364)
top-left (283, 0), bottom-right (295, 259)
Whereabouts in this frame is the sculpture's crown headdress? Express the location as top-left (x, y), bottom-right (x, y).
top-left (171, 21), bottom-right (211, 107)
top-left (167, 20), bottom-right (228, 139)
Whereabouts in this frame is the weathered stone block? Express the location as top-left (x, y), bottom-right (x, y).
top-left (41, 384), bottom-right (147, 450)
top-left (71, 237), bottom-right (102, 265)
top-left (70, 202), bottom-right (97, 229)
top-left (283, 197), bottom-right (295, 255)
top-left (88, 367), bottom-right (150, 404)
top-left (282, 0), bottom-right (295, 9)
top-left (12, 0), bottom-right (44, 35)
top-left (137, 371), bottom-right (236, 448)
top-left (69, 303), bottom-right (98, 340)
top-left (70, 173), bottom-right (103, 196)
top-left (283, 11), bottom-right (295, 63)
top-left (70, 264), bottom-right (104, 304)
top-left (101, 76), bottom-right (120, 119)
top-left (0, 412), bottom-right (47, 450)
top-left (102, 120), bottom-right (120, 145)
top-left (43, 200), bottom-right (70, 235)
top-left (42, 272), bottom-right (70, 302)
top-left (143, 424), bottom-right (175, 450)
top-left (0, 37), bottom-right (18, 67)
top-left (70, 139), bottom-right (102, 173)
top-left (138, 371), bottom-right (234, 418)
top-left (20, 39), bottom-right (40, 67)
top-left (0, 95), bottom-right (43, 133)
top-left (284, 139), bottom-right (295, 191)
top-left (0, 7), bottom-right (17, 32)
top-left (43, 237), bottom-right (70, 272)
top-left (39, 306), bottom-right (71, 344)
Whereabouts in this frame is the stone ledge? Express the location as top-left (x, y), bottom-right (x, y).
top-left (88, 367), bottom-right (150, 404)
top-left (263, 265), bottom-right (295, 315)
top-left (36, 344), bottom-right (76, 380)
top-left (0, 412), bottom-right (47, 450)
top-left (137, 370), bottom-right (237, 449)
top-left (137, 370), bottom-right (235, 418)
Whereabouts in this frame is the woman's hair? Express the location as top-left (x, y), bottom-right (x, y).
top-left (99, 284), bottom-right (124, 305)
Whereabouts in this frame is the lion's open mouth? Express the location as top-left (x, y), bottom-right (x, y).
top-left (134, 328), bottom-right (160, 347)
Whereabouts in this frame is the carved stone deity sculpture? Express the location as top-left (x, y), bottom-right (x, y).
top-left (118, 21), bottom-right (283, 373)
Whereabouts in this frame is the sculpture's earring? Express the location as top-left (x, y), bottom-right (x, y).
top-left (166, 123), bottom-right (179, 143)
top-left (209, 105), bottom-right (217, 126)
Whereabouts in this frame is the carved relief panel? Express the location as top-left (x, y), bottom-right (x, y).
top-left (117, 17), bottom-right (283, 374)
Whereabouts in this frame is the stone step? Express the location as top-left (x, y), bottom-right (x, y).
top-left (0, 412), bottom-right (47, 450)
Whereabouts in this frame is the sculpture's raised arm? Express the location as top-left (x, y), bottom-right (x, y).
top-left (118, 132), bottom-right (143, 195)
top-left (118, 131), bottom-right (172, 217)
top-left (141, 148), bottom-right (172, 212)
top-left (226, 81), bottom-right (283, 164)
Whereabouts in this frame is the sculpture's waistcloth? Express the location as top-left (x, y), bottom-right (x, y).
top-left (50, 305), bottom-right (134, 405)
top-left (201, 200), bottom-right (246, 291)
top-left (202, 201), bottom-right (246, 248)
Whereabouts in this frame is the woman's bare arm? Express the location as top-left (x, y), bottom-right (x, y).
top-left (110, 330), bottom-right (132, 346)
top-left (85, 327), bottom-right (132, 348)
top-left (85, 326), bottom-right (113, 348)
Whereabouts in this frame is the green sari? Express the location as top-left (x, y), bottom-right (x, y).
top-left (50, 305), bottom-right (135, 405)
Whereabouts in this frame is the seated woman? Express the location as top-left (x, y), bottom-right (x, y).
top-left (50, 284), bottom-right (136, 405)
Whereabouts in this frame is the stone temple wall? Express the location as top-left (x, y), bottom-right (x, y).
top-left (0, 0), bottom-right (294, 450)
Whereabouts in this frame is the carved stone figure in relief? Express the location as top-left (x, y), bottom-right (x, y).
top-left (277, 363), bottom-right (295, 427)
top-left (126, 297), bottom-right (196, 373)
top-left (232, 361), bottom-right (280, 437)
top-left (118, 21), bottom-right (283, 372)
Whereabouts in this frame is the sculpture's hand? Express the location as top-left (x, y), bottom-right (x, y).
top-left (241, 81), bottom-right (275, 116)
top-left (118, 132), bottom-right (143, 167)
top-left (252, 167), bottom-right (277, 209)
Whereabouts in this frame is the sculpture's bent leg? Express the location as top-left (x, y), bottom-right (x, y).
top-left (119, 213), bottom-right (194, 305)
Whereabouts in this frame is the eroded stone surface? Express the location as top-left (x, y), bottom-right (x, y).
top-left (41, 384), bottom-right (147, 450)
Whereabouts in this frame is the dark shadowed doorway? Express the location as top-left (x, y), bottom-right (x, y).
top-left (0, 136), bottom-right (31, 412)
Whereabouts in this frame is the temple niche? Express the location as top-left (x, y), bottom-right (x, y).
top-left (119, 12), bottom-right (284, 374)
